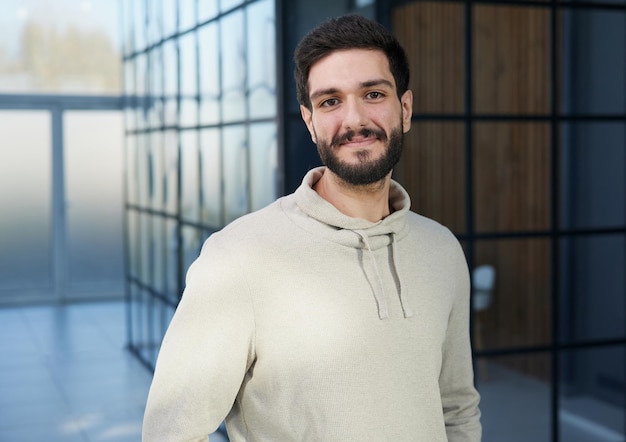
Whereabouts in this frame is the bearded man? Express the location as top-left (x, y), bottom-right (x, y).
top-left (143, 14), bottom-right (482, 442)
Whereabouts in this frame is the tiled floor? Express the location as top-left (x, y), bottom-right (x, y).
top-left (1, 301), bottom-right (622, 442)
top-left (0, 301), bottom-right (151, 441)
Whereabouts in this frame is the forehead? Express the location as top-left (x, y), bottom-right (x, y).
top-left (307, 48), bottom-right (394, 92)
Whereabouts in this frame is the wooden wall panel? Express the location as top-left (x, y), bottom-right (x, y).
top-left (393, 3), bottom-right (554, 380)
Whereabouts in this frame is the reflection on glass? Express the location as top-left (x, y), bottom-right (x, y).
top-left (221, 11), bottom-right (246, 122)
top-left (477, 354), bottom-right (551, 442)
top-left (250, 123), bottom-right (277, 211)
top-left (199, 23), bottom-right (221, 125)
top-left (151, 215), bottom-right (166, 292)
top-left (200, 129), bottom-right (222, 227)
top-left (0, 111), bottom-right (52, 293)
top-left (474, 239), bottom-right (552, 350)
top-left (560, 123), bottom-right (625, 230)
top-left (248, 0), bottom-right (276, 119)
top-left (223, 126), bottom-right (248, 223)
top-left (165, 218), bottom-right (179, 299)
top-left (560, 347), bottom-right (625, 442)
top-left (559, 235), bottom-right (625, 344)
top-left (561, 10), bottom-right (625, 115)
top-left (65, 111), bottom-right (124, 294)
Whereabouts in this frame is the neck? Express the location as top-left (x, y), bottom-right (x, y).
top-left (313, 169), bottom-right (392, 222)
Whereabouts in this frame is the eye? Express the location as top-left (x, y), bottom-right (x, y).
top-left (366, 91), bottom-right (385, 100)
top-left (320, 98), bottom-right (339, 108)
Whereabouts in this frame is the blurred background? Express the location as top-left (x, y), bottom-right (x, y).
top-left (0, 0), bottom-right (624, 441)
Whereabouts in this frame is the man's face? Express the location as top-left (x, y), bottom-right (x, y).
top-left (300, 48), bottom-right (413, 186)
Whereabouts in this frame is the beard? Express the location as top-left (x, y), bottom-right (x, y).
top-left (315, 122), bottom-right (404, 186)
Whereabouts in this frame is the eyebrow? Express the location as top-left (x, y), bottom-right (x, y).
top-left (309, 78), bottom-right (395, 102)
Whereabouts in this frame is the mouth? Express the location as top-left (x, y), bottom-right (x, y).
top-left (333, 128), bottom-right (386, 149)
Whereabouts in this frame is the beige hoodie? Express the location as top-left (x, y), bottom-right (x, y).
top-left (142, 167), bottom-right (481, 441)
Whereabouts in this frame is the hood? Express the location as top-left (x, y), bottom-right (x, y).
top-left (291, 167), bottom-right (413, 320)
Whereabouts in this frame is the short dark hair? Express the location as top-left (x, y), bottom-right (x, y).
top-left (294, 14), bottom-right (410, 110)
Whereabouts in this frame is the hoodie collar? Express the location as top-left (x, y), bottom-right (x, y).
top-left (288, 167), bottom-right (413, 319)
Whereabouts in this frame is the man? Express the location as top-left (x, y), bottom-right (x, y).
top-left (143, 14), bottom-right (481, 441)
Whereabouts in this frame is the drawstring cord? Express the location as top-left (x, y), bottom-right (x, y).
top-left (355, 230), bottom-right (389, 319)
top-left (390, 234), bottom-right (413, 318)
top-left (354, 230), bottom-right (413, 319)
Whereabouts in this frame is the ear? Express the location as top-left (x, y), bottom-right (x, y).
top-left (400, 90), bottom-right (413, 133)
top-left (300, 105), bottom-right (317, 143)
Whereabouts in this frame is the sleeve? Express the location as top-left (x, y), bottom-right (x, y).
top-left (142, 234), bottom-right (256, 442)
top-left (440, 240), bottom-right (482, 442)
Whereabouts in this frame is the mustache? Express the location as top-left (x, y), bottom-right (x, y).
top-left (331, 127), bottom-right (387, 147)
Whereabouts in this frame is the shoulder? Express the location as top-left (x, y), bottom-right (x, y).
top-left (406, 211), bottom-right (460, 245)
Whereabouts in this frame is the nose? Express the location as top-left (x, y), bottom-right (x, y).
top-left (342, 97), bottom-right (369, 130)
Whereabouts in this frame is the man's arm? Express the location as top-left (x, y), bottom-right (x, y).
top-left (142, 235), bottom-right (255, 441)
top-left (440, 243), bottom-right (482, 441)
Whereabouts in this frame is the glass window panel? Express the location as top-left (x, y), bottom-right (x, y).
top-left (198, 1), bottom-right (218, 22)
top-left (473, 5), bottom-right (551, 115)
top-left (147, 0), bottom-right (162, 46)
top-left (163, 39), bottom-right (178, 96)
top-left (559, 234), bottom-right (625, 344)
top-left (560, 347), bottom-right (625, 442)
top-left (560, 122), bottom-right (625, 230)
top-left (179, 0), bottom-right (196, 31)
top-left (181, 131), bottom-right (200, 222)
top-left (125, 135), bottom-right (138, 205)
top-left (138, 212), bottom-right (152, 284)
top-left (149, 131), bottom-right (165, 209)
top-left (392, 1), bottom-right (465, 114)
top-left (198, 23), bottom-right (220, 125)
top-left (2, 0), bottom-right (121, 94)
top-left (223, 125), bottom-right (248, 223)
top-left (65, 111), bottom-right (124, 296)
top-left (221, 0), bottom-right (245, 12)
top-left (165, 218), bottom-right (180, 300)
top-left (182, 226), bottom-right (203, 275)
top-left (247, 0), bottom-right (276, 119)
top-left (561, 10), bottom-right (625, 114)
top-left (180, 98), bottom-right (198, 128)
top-left (179, 32), bottom-right (197, 97)
top-left (133, 0), bottom-right (146, 51)
top-left (164, 130), bottom-right (179, 213)
top-left (221, 11), bottom-right (246, 122)
top-left (200, 128), bottom-right (222, 227)
top-left (164, 97), bottom-right (178, 126)
top-left (162, 0), bottom-right (177, 37)
top-left (136, 133), bottom-right (150, 207)
top-left (127, 209), bottom-right (139, 278)
top-left (150, 215), bottom-right (166, 292)
top-left (249, 123), bottom-right (277, 211)
top-left (477, 353), bottom-right (552, 442)
top-left (121, 0), bottom-right (134, 55)
top-left (135, 52), bottom-right (148, 99)
top-left (124, 60), bottom-right (135, 96)
top-left (396, 122), bottom-right (466, 233)
top-left (0, 110), bottom-right (52, 294)
top-left (149, 46), bottom-right (164, 97)
top-left (474, 238), bottom-right (552, 350)
top-left (474, 122), bottom-right (551, 233)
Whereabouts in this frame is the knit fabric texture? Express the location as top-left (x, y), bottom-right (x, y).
top-left (142, 167), bottom-right (482, 441)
